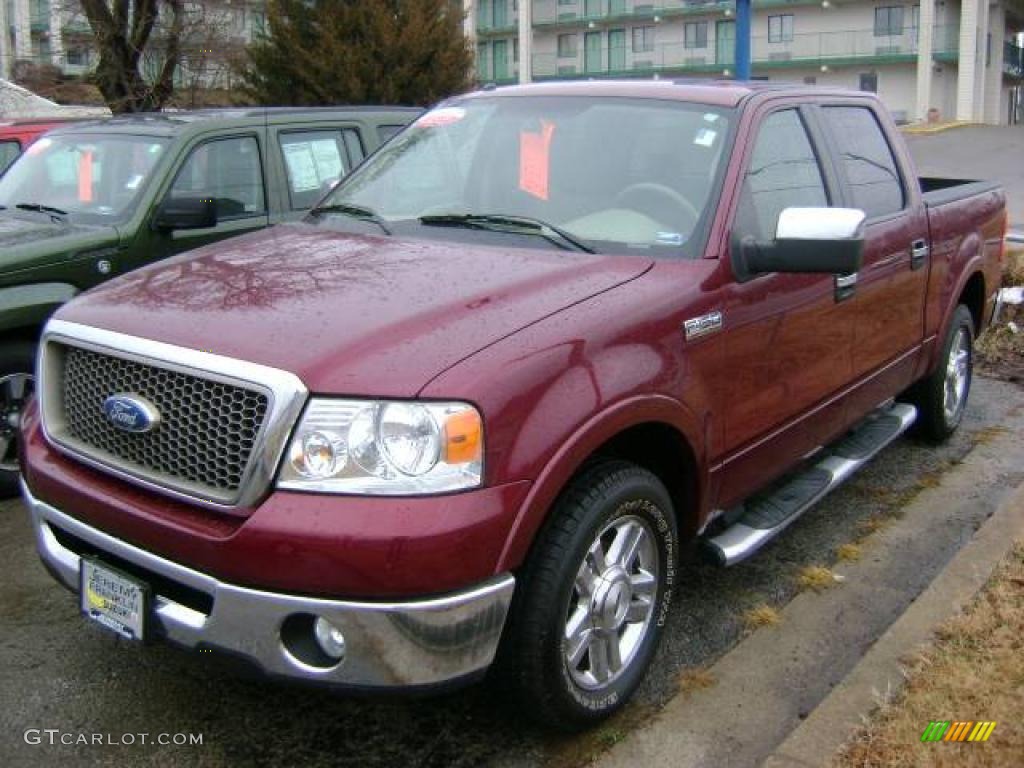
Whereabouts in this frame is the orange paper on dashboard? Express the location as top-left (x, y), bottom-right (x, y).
top-left (519, 121), bottom-right (556, 200)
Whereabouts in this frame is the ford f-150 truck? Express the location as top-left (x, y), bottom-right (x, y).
top-left (19, 82), bottom-right (1006, 729)
top-left (0, 106), bottom-right (420, 495)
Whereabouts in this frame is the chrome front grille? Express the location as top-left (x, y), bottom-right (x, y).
top-left (58, 345), bottom-right (269, 500)
top-left (38, 321), bottom-right (308, 511)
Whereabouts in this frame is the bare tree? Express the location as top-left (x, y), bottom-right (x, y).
top-left (78, 0), bottom-right (184, 112)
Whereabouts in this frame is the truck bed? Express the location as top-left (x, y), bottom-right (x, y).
top-left (919, 177), bottom-right (1002, 208)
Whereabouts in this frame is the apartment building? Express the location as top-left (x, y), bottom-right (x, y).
top-left (468, 0), bottom-right (1024, 124)
top-left (0, 0), bottom-right (267, 86)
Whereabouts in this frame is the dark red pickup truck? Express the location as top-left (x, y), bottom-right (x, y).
top-left (20, 81), bottom-right (1006, 729)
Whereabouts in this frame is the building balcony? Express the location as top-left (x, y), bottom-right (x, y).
top-left (531, 0), bottom-right (825, 29)
top-left (530, 25), bottom-right (959, 79)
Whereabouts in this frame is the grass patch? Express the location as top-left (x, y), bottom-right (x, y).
top-left (837, 543), bottom-right (862, 563)
top-left (678, 666), bottom-right (717, 694)
top-left (798, 565), bottom-right (840, 592)
top-left (743, 605), bottom-right (782, 629)
top-left (832, 545), bottom-right (1024, 767)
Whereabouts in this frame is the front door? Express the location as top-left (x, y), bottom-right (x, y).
top-left (716, 20), bottom-right (735, 67)
top-left (713, 107), bottom-right (856, 507)
top-left (608, 29), bottom-right (626, 71)
top-left (585, 32), bottom-right (603, 73)
top-left (493, 40), bottom-right (510, 80)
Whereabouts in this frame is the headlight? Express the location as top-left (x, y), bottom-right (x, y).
top-left (277, 399), bottom-right (483, 494)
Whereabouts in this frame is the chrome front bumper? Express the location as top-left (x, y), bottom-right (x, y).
top-left (22, 481), bottom-right (515, 688)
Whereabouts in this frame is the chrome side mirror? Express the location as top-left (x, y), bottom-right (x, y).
top-left (736, 207), bottom-right (867, 278)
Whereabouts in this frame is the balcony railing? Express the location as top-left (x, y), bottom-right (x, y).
top-left (531, 25), bottom-right (960, 78)
top-left (1006, 41), bottom-right (1024, 79)
top-left (531, 0), bottom-right (821, 27)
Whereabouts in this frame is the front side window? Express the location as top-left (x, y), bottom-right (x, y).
top-left (169, 136), bottom-right (265, 219)
top-left (685, 22), bottom-right (708, 50)
top-left (0, 140), bottom-right (21, 174)
top-left (320, 96), bottom-right (734, 257)
top-left (874, 6), bottom-right (904, 37)
top-left (768, 15), bottom-right (794, 43)
top-left (278, 130), bottom-right (349, 211)
top-left (734, 109), bottom-right (827, 242)
top-left (0, 133), bottom-right (168, 224)
top-left (823, 106), bottom-right (904, 218)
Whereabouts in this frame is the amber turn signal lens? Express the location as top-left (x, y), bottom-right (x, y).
top-left (443, 409), bottom-right (482, 464)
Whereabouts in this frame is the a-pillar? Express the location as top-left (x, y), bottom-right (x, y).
top-left (518, 0), bottom-right (533, 83)
top-left (915, 0), bottom-right (936, 120)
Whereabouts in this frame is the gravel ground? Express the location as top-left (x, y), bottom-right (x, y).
top-left (2, 375), bottom-right (1021, 768)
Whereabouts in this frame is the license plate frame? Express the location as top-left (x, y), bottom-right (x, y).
top-left (80, 556), bottom-right (150, 642)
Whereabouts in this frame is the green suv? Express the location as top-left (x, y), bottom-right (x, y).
top-left (0, 106), bottom-right (420, 496)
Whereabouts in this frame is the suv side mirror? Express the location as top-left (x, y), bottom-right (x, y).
top-left (736, 207), bottom-right (866, 277)
top-left (153, 195), bottom-right (217, 231)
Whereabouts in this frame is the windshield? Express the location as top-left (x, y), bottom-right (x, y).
top-left (321, 95), bottom-right (733, 256)
top-left (0, 133), bottom-right (168, 225)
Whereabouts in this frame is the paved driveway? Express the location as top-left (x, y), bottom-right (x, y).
top-left (904, 125), bottom-right (1024, 228)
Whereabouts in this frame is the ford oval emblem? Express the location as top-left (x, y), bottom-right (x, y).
top-left (102, 393), bottom-right (161, 434)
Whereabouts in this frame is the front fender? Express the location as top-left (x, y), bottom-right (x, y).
top-left (495, 393), bottom-right (706, 573)
top-left (0, 282), bottom-right (78, 335)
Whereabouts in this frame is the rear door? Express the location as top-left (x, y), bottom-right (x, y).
top-left (816, 103), bottom-right (929, 415)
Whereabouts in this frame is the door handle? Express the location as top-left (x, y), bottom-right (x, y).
top-left (835, 272), bottom-right (857, 302)
top-left (910, 239), bottom-right (929, 270)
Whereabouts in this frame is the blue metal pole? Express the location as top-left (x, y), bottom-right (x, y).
top-left (735, 0), bottom-right (752, 80)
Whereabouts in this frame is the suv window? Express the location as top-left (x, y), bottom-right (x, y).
top-left (734, 109), bottom-right (827, 242)
top-left (377, 125), bottom-right (405, 143)
top-left (0, 140), bottom-right (21, 174)
top-left (823, 106), bottom-right (904, 219)
top-left (170, 136), bottom-right (265, 219)
top-left (278, 130), bottom-right (350, 210)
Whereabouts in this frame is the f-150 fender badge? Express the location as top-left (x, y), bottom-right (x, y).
top-left (683, 311), bottom-right (723, 341)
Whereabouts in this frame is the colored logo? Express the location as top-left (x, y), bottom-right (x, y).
top-left (921, 721), bottom-right (997, 743)
top-left (102, 394), bottom-right (161, 434)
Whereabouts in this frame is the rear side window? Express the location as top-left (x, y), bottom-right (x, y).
top-left (822, 106), bottom-right (904, 219)
top-left (278, 130), bottom-right (350, 210)
top-left (170, 136), bottom-right (266, 220)
top-left (0, 140), bottom-right (21, 174)
top-left (734, 109), bottom-right (828, 242)
top-left (377, 124), bottom-right (405, 143)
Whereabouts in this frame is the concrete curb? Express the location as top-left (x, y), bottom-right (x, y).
top-left (900, 121), bottom-right (977, 135)
top-left (763, 480), bottom-right (1024, 768)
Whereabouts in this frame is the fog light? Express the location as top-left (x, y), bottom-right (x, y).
top-left (313, 617), bottom-right (346, 661)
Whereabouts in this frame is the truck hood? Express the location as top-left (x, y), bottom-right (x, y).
top-left (0, 213), bottom-right (119, 280)
top-left (55, 223), bottom-right (654, 396)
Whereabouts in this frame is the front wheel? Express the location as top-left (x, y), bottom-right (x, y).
top-left (0, 342), bottom-right (37, 498)
top-left (911, 304), bottom-right (974, 442)
top-left (505, 460), bottom-right (678, 729)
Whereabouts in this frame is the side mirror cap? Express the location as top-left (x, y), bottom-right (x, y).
top-left (153, 195), bottom-right (217, 231)
top-left (736, 207), bottom-right (866, 278)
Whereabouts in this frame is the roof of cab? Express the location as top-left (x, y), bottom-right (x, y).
top-left (461, 78), bottom-right (872, 108)
top-left (43, 105), bottom-right (423, 138)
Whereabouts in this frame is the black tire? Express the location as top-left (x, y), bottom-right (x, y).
top-left (504, 460), bottom-right (678, 730)
top-left (0, 341), bottom-right (37, 498)
top-left (910, 305), bottom-right (974, 443)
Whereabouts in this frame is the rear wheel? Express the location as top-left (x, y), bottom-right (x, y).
top-left (911, 304), bottom-right (974, 442)
top-left (505, 460), bottom-right (678, 729)
top-left (0, 342), bottom-right (37, 498)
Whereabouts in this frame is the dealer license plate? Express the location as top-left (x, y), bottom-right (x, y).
top-left (80, 557), bottom-right (149, 641)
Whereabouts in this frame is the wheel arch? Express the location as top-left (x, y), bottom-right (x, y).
top-left (496, 395), bottom-right (707, 574)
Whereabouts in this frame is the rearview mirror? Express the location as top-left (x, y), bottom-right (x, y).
top-left (736, 207), bottom-right (866, 277)
top-left (153, 195), bottom-right (217, 231)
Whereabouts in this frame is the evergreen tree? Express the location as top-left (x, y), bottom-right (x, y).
top-left (240, 0), bottom-right (472, 106)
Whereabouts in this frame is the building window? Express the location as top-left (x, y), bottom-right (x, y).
top-left (685, 22), bottom-right (708, 50)
top-left (859, 72), bottom-right (878, 92)
top-left (874, 6), bottom-right (904, 37)
top-left (803, 76), bottom-right (817, 85)
top-left (558, 34), bottom-right (578, 58)
top-left (768, 15), bottom-right (794, 43)
top-left (558, 0), bottom-right (576, 5)
top-left (632, 26), bottom-right (655, 53)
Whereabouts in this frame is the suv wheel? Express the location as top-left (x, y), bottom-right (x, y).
top-left (505, 460), bottom-right (678, 729)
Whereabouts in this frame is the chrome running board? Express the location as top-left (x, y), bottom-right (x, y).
top-left (705, 402), bottom-right (917, 566)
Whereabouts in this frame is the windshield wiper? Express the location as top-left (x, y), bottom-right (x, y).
top-left (309, 202), bottom-right (391, 235)
top-left (16, 202), bottom-right (69, 216)
top-left (419, 213), bottom-right (595, 254)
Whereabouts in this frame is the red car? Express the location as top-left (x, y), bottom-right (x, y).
top-left (0, 119), bottom-right (77, 175)
top-left (20, 82), bottom-right (1007, 729)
